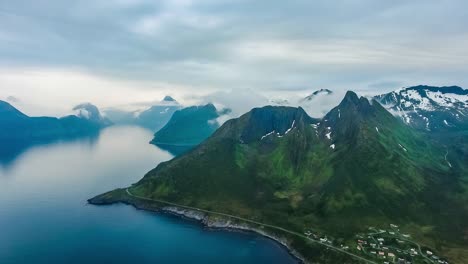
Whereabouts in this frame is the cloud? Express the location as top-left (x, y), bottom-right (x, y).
top-left (0, 0), bottom-right (467, 114)
top-left (197, 89), bottom-right (269, 118)
top-left (0, 67), bottom-right (208, 116)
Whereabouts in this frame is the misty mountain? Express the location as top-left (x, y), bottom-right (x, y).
top-left (299, 89), bottom-right (333, 103)
top-left (151, 104), bottom-right (231, 155)
top-left (73, 103), bottom-right (113, 126)
top-left (0, 100), bottom-right (110, 140)
top-left (0, 100), bottom-right (110, 164)
top-left (104, 96), bottom-right (181, 131)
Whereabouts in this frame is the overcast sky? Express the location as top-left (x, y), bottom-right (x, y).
top-left (1, 0), bottom-right (467, 116)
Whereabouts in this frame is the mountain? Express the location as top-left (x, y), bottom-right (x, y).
top-left (90, 92), bottom-right (467, 263)
top-left (0, 100), bottom-right (28, 120)
top-left (375, 86), bottom-right (468, 180)
top-left (0, 101), bottom-right (110, 140)
top-left (161, 95), bottom-right (176, 102)
top-left (73, 103), bottom-right (113, 126)
top-left (298, 89), bottom-right (341, 118)
top-left (104, 96), bottom-right (181, 131)
top-left (375, 85), bottom-right (468, 132)
top-left (0, 101), bottom-right (110, 164)
top-left (150, 104), bottom-right (229, 154)
top-left (300, 88), bottom-right (333, 102)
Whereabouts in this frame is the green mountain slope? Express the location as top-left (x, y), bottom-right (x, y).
top-left (91, 92), bottom-right (468, 263)
top-left (151, 104), bottom-right (223, 146)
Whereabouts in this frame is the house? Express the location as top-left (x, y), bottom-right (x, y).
top-left (426, 250), bottom-right (433, 256)
top-left (388, 253), bottom-right (395, 257)
top-left (379, 252), bottom-right (385, 256)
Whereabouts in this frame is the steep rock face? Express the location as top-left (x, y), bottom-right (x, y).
top-left (237, 106), bottom-right (317, 143)
top-left (375, 85), bottom-right (468, 132)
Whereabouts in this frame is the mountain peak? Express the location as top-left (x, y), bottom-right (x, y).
top-left (0, 100), bottom-right (28, 119)
top-left (162, 96), bottom-right (176, 102)
top-left (312, 88), bottom-right (333, 95)
top-left (337, 91), bottom-right (373, 111)
top-left (73, 103), bottom-right (101, 120)
top-left (301, 89), bottom-right (333, 102)
top-left (323, 92), bottom-right (396, 141)
top-left (214, 106), bottom-right (316, 143)
top-left (341, 90), bottom-right (359, 104)
top-left (72, 103), bottom-right (112, 126)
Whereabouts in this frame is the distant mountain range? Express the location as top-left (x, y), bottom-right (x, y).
top-left (91, 90), bottom-right (468, 263)
top-left (0, 100), bottom-right (111, 164)
top-left (0, 100), bottom-right (111, 141)
top-left (104, 96), bottom-right (181, 131)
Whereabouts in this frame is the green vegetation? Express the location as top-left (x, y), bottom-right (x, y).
top-left (91, 92), bottom-right (468, 263)
top-left (151, 104), bottom-right (222, 146)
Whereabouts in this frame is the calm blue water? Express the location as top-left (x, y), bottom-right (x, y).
top-left (0, 126), bottom-right (298, 264)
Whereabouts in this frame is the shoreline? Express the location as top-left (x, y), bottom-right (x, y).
top-left (88, 196), bottom-right (306, 264)
top-left (162, 206), bottom-right (306, 264)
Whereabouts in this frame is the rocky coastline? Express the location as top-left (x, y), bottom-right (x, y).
top-left (88, 192), bottom-right (306, 263)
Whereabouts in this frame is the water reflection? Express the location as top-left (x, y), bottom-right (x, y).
top-left (0, 126), bottom-right (298, 264)
top-left (0, 133), bottom-right (101, 169)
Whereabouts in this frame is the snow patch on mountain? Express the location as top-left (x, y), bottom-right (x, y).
top-left (261, 131), bottom-right (275, 140)
top-left (375, 85), bottom-right (468, 132)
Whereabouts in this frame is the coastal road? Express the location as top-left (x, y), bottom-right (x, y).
top-left (125, 188), bottom-right (377, 264)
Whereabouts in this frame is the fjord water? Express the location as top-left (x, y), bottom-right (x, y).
top-left (0, 126), bottom-right (298, 264)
